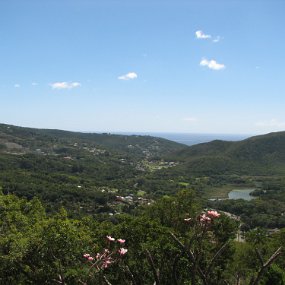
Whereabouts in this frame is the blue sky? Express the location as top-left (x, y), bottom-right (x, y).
top-left (1, 0), bottom-right (285, 135)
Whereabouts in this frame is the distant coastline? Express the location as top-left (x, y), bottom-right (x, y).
top-left (113, 132), bottom-right (250, 146)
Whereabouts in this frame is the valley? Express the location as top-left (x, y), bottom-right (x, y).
top-left (1, 123), bottom-right (285, 284)
top-left (1, 123), bottom-right (285, 230)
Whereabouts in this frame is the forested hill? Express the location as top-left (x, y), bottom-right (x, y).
top-left (167, 131), bottom-right (285, 175)
top-left (0, 123), bottom-right (185, 158)
top-left (0, 123), bottom-right (186, 214)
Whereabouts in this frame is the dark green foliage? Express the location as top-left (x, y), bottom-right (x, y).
top-left (1, 123), bottom-right (285, 283)
top-left (262, 264), bottom-right (285, 285)
top-left (0, 191), bottom-right (283, 284)
top-left (167, 131), bottom-right (285, 175)
top-left (0, 123), bottom-right (186, 215)
top-left (210, 189), bottom-right (285, 229)
top-left (0, 193), bottom-right (93, 284)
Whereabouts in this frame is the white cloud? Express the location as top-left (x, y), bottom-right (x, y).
top-left (195, 30), bottom-right (222, 43)
top-left (14, 84), bottom-right (20, 88)
top-left (118, 72), bottom-right (138, 80)
top-left (255, 119), bottom-right (285, 129)
top-left (213, 36), bottom-right (221, 43)
top-left (183, 117), bottom-right (198, 123)
top-left (50, 82), bottom-right (81, 90)
top-left (195, 30), bottom-right (211, 39)
top-left (200, 58), bottom-right (225, 70)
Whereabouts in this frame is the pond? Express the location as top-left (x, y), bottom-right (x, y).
top-left (228, 188), bottom-right (256, 201)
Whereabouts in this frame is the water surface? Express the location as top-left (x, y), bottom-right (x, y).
top-left (114, 132), bottom-right (250, 146)
top-left (228, 188), bottom-right (256, 201)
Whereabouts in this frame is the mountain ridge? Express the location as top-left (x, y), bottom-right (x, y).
top-left (0, 123), bottom-right (185, 158)
top-left (167, 131), bottom-right (285, 175)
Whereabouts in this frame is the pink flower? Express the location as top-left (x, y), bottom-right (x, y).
top-left (102, 259), bottom-right (112, 269)
top-left (117, 238), bottom-right (126, 244)
top-left (106, 235), bottom-right (115, 242)
top-left (88, 256), bottom-right (94, 261)
top-left (207, 210), bottom-right (220, 219)
top-left (118, 248), bottom-right (128, 255)
top-left (199, 214), bottom-right (211, 223)
top-left (83, 253), bottom-right (90, 258)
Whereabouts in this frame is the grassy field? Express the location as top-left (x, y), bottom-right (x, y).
top-left (204, 185), bottom-right (233, 199)
top-left (203, 184), bottom-right (255, 199)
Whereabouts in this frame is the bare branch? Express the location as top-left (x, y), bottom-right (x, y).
top-left (103, 275), bottom-right (112, 285)
top-left (250, 247), bottom-right (282, 285)
top-left (170, 232), bottom-right (195, 263)
top-left (125, 265), bottom-right (137, 285)
top-left (264, 247), bottom-right (282, 267)
top-left (170, 232), bottom-right (208, 285)
top-left (206, 242), bottom-right (229, 277)
top-left (146, 249), bottom-right (160, 285)
top-left (172, 254), bottom-right (181, 285)
top-left (254, 248), bottom-right (264, 266)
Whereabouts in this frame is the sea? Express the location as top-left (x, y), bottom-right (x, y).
top-left (114, 132), bottom-right (250, 146)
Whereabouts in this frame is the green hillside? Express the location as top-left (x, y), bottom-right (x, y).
top-left (0, 123), bottom-right (185, 158)
top-left (2, 123), bottom-right (285, 228)
top-left (167, 131), bottom-right (285, 175)
top-left (0, 123), bottom-right (185, 214)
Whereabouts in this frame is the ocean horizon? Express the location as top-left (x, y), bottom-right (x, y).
top-left (113, 132), bottom-right (251, 146)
